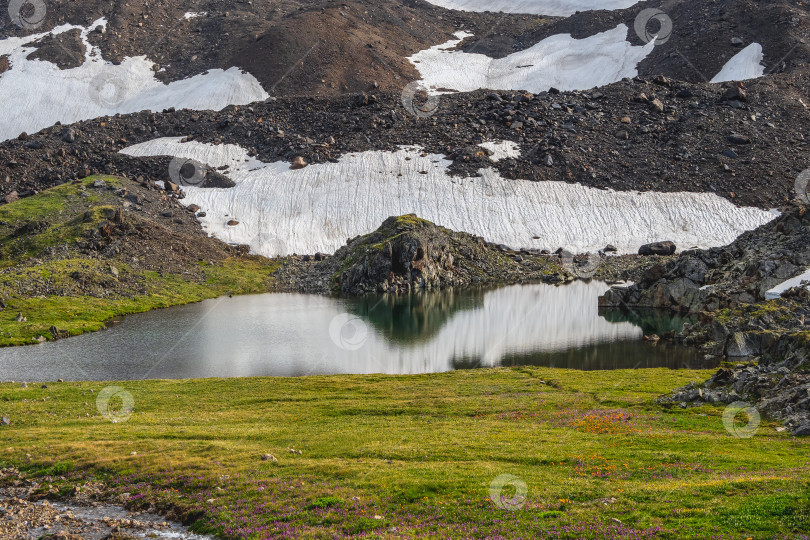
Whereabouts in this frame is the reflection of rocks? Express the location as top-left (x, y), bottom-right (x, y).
top-left (345, 288), bottom-right (485, 344)
top-left (499, 341), bottom-right (709, 371)
top-left (599, 308), bottom-right (696, 336)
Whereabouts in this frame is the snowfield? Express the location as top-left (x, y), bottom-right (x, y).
top-left (422, 0), bottom-right (641, 17)
top-left (0, 18), bottom-right (268, 142)
top-left (710, 43), bottom-right (766, 83)
top-left (121, 138), bottom-right (776, 258)
top-left (408, 26), bottom-right (655, 94)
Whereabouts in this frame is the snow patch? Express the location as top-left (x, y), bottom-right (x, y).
top-left (422, 0), bottom-right (641, 17)
top-left (0, 18), bottom-right (268, 142)
top-left (479, 141), bottom-right (521, 162)
top-left (120, 138), bottom-right (775, 257)
top-left (710, 44), bottom-right (765, 83)
top-left (765, 268), bottom-right (810, 300)
top-left (183, 12), bottom-right (207, 19)
top-left (408, 25), bottom-right (655, 94)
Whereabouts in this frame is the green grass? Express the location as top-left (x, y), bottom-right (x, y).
top-left (0, 176), bottom-right (282, 346)
top-left (1, 368), bottom-right (808, 539)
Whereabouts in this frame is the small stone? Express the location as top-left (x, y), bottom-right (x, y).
top-left (261, 453), bottom-right (278, 461)
top-left (731, 37), bottom-right (744, 46)
top-left (544, 154), bottom-right (554, 167)
top-left (15, 312), bottom-right (26, 322)
top-left (603, 244), bottom-right (618, 253)
top-left (649, 98), bottom-right (664, 113)
top-left (726, 133), bottom-right (751, 145)
top-left (290, 156), bottom-right (308, 170)
top-left (1, 417), bottom-right (9, 426)
top-left (721, 148), bottom-right (739, 159)
top-left (620, 116), bottom-right (631, 124)
top-left (792, 424), bottom-right (810, 437)
top-left (227, 220), bottom-right (239, 226)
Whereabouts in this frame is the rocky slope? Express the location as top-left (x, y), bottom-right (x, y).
top-left (600, 203), bottom-right (810, 434)
top-left (1, 73), bottom-right (808, 214)
top-left (600, 203), bottom-right (810, 314)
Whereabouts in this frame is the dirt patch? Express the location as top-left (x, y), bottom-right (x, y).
top-left (25, 29), bottom-right (86, 70)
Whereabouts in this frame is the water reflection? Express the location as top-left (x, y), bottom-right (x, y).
top-left (0, 282), bottom-right (709, 382)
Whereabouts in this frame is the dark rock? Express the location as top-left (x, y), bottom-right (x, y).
top-left (638, 241), bottom-right (677, 256)
top-left (727, 133), bottom-right (751, 145)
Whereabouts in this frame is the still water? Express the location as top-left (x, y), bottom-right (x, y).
top-left (0, 282), bottom-right (712, 382)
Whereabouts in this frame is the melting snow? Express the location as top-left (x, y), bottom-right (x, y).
top-left (0, 18), bottom-right (268, 142)
top-left (408, 25), bottom-right (654, 94)
top-left (422, 0), bottom-right (641, 17)
top-left (121, 138), bottom-right (775, 258)
top-left (710, 44), bottom-right (765, 83)
top-left (479, 141), bottom-right (521, 162)
top-left (183, 12), bottom-right (208, 19)
top-left (765, 268), bottom-right (810, 300)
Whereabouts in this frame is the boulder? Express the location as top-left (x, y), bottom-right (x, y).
top-left (638, 241), bottom-right (676, 256)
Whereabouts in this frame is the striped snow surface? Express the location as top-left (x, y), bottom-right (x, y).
top-left (121, 137), bottom-right (776, 258)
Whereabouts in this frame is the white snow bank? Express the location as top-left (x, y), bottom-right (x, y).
top-left (408, 25), bottom-right (654, 94)
top-left (0, 18), bottom-right (268, 142)
top-left (710, 44), bottom-right (765, 83)
top-left (121, 137), bottom-right (776, 258)
top-left (422, 0), bottom-right (641, 17)
top-left (765, 268), bottom-right (810, 300)
top-left (479, 141), bottom-right (521, 162)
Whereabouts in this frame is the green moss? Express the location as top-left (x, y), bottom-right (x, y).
top-left (0, 176), bottom-right (121, 267)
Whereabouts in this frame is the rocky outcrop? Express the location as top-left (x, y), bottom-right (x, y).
top-left (325, 214), bottom-right (568, 295)
top-left (600, 204), bottom-right (810, 313)
top-left (660, 330), bottom-right (810, 436)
